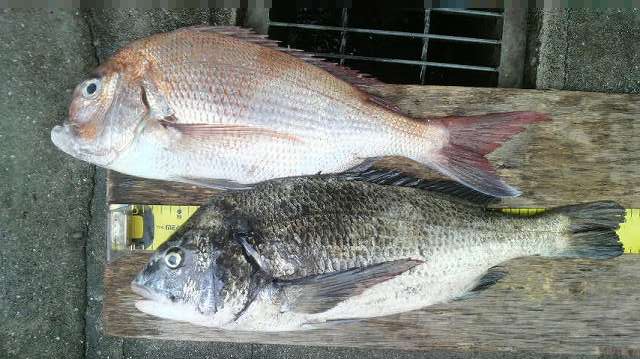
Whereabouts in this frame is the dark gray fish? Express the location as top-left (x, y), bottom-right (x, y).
top-left (131, 174), bottom-right (624, 331)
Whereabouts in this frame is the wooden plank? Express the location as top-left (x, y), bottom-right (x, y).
top-left (104, 252), bottom-right (640, 356)
top-left (107, 171), bottom-right (219, 206)
top-left (104, 85), bottom-right (640, 354)
top-left (107, 85), bottom-right (640, 208)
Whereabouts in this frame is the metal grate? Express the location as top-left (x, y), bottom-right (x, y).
top-left (259, 7), bottom-right (526, 88)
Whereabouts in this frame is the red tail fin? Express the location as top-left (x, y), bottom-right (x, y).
top-left (426, 111), bottom-right (550, 198)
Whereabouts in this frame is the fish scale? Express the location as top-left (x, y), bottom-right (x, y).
top-left (162, 32), bottom-right (404, 140)
top-left (223, 179), bottom-right (563, 280)
top-left (154, 36), bottom-right (353, 133)
top-left (130, 176), bottom-right (624, 331)
top-left (52, 25), bottom-right (550, 195)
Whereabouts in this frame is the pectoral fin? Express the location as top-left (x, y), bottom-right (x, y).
top-left (162, 123), bottom-right (302, 143)
top-left (233, 229), bottom-right (269, 273)
top-left (277, 259), bottom-right (423, 314)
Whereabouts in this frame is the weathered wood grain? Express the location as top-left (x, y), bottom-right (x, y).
top-left (107, 85), bottom-right (640, 208)
top-left (108, 171), bottom-right (219, 206)
top-left (105, 85), bottom-right (640, 354)
top-left (104, 252), bottom-right (640, 356)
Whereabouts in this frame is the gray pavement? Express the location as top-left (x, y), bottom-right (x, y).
top-left (536, 9), bottom-right (640, 93)
top-left (1, 7), bottom-right (639, 359)
top-left (0, 9), bottom-right (97, 359)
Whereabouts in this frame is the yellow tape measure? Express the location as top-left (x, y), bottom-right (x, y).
top-left (127, 205), bottom-right (200, 250)
top-left (125, 205), bottom-right (640, 254)
top-left (618, 209), bottom-right (640, 253)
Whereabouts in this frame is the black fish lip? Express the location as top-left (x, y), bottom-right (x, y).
top-left (130, 281), bottom-right (155, 300)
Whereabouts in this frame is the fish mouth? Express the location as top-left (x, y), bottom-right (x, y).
top-left (50, 123), bottom-right (118, 166)
top-left (50, 123), bottom-right (96, 162)
top-left (50, 124), bottom-right (76, 155)
top-left (131, 281), bottom-right (159, 301)
top-left (131, 278), bottom-right (175, 305)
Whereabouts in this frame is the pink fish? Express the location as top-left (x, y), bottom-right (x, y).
top-left (51, 26), bottom-right (548, 196)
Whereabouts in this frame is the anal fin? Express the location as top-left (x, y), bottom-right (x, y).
top-left (429, 144), bottom-right (521, 198)
top-left (454, 266), bottom-right (508, 302)
top-left (470, 266), bottom-right (508, 293)
top-left (300, 317), bottom-right (365, 330)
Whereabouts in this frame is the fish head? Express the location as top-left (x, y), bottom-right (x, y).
top-left (51, 56), bottom-right (148, 167)
top-left (131, 216), bottom-right (256, 326)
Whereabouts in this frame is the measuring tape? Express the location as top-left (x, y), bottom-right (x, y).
top-left (126, 205), bottom-right (200, 250)
top-left (116, 205), bottom-right (640, 254)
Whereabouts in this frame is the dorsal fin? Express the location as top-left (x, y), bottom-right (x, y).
top-left (339, 168), bottom-right (500, 206)
top-left (186, 25), bottom-right (401, 113)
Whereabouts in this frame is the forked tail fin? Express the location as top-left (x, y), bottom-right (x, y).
top-left (424, 111), bottom-right (550, 197)
top-left (549, 201), bottom-right (625, 259)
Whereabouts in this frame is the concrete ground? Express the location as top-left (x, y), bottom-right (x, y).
top-left (0, 9), bottom-right (97, 359)
top-left (1, 8), bottom-right (639, 359)
top-left (535, 9), bottom-right (640, 93)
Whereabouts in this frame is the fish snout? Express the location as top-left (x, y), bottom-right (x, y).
top-left (50, 124), bottom-right (75, 152)
top-left (131, 261), bottom-right (166, 300)
top-left (50, 122), bottom-right (121, 166)
top-left (131, 276), bottom-right (154, 300)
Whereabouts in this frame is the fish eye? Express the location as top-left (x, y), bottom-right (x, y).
top-left (81, 78), bottom-right (101, 98)
top-left (164, 247), bottom-right (184, 269)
